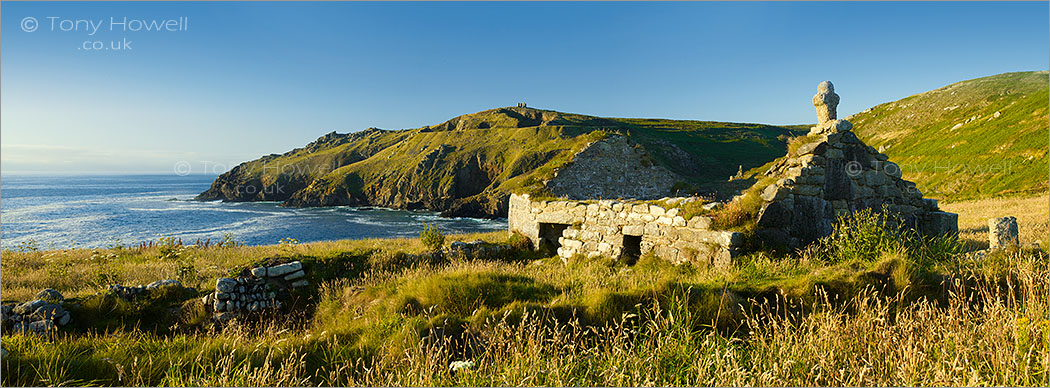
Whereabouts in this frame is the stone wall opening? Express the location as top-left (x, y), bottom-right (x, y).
top-left (538, 222), bottom-right (571, 254)
top-left (621, 235), bottom-right (642, 264)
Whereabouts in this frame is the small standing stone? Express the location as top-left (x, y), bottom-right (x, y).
top-left (989, 216), bottom-right (1019, 249)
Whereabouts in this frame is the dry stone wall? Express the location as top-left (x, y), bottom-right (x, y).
top-left (510, 194), bottom-right (742, 267)
top-left (202, 260), bottom-right (309, 323)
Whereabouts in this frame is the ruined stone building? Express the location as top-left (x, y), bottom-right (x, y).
top-left (508, 81), bottom-right (959, 266)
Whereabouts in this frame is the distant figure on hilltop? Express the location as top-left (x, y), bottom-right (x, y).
top-left (517, 102), bottom-right (527, 108)
top-left (812, 81), bottom-right (839, 124)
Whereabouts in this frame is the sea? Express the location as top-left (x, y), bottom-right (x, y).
top-left (0, 174), bottom-right (507, 250)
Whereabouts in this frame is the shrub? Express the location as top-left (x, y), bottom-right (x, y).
top-left (157, 236), bottom-right (184, 260)
top-left (421, 223), bottom-right (446, 252)
top-left (174, 258), bottom-right (201, 288)
top-left (507, 232), bottom-right (534, 251)
top-left (819, 208), bottom-right (900, 263)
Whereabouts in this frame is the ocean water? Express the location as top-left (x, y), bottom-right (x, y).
top-left (0, 174), bottom-right (507, 250)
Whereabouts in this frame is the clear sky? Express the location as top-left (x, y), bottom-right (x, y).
top-left (2, 1), bottom-right (1047, 174)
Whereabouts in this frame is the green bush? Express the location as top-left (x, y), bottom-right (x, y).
top-left (817, 207), bottom-right (962, 269)
top-left (820, 208), bottom-right (900, 263)
top-left (420, 223), bottom-right (445, 252)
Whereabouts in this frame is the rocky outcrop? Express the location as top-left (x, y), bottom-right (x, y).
top-left (196, 128), bottom-right (395, 203)
top-left (546, 135), bottom-right (680, 200)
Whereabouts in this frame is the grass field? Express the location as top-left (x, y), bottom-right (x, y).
top-left (942, 193), bottom-right (1049, 250)
top-left (2, 195), bottom-right (1047, 386)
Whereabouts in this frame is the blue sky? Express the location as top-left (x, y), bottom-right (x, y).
top-left (2, 1), bottom-right (1047, 174)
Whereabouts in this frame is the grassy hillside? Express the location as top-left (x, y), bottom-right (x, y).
top-left (198, 107), bottom-right (805, 217)
top-left (200, 71), bottom-right (1048, 215)
top-left (849, 71), bottom-right (1049, 201)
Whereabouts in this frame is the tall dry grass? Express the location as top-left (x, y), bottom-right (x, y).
top-left (942, 193), bottom-right (1049, 250)
top-left (3, 247), bottom-right (1045, 386)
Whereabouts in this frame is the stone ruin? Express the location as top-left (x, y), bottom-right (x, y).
top-left (202, 260), bottom-right (309, 323)
top-left (508, 81), bottom-right (959, 266)
top-left (752, 81), bottom-right (958, 247)
top-left (510, 194), bottom-right (743, 266)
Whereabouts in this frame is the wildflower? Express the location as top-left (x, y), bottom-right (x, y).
top-left (449, 360), bottom-right (475, 372)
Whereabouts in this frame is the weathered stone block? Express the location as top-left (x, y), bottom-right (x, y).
top-left (644, 222), bottom-right (661, 236)
top-left (989, 216), bottom-right (1018, 249)
top-left (687, 216), bottom-right (712, 229)
top-left (757, 201), bottom-right (792, 228)
top-left (284, 270), bottom-right (306, 281)
top-left (793, 184), bottom-right (822, 197)
top-left (622, 225), bottom-right (643, 236)
top-left (267, 262), bottom-right (303, 277)
top-left (649, 205), bottom-right (666, 216)
top-left (761, 184), bottom-right (790, 201)
top-left (792, 196), bottom-right (829, 243)
top-left (250, 267), bottom-right (267, 278)
top-left (922, 198), bottom-right (938, 211)
top-left (216, 278), bottom-right (238, 293)
top-left (672, 216), bottom-right (686, 227)
top-left (796, 141), bottom-right (827, 156)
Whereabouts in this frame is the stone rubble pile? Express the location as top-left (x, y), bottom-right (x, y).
top-left (107, 279), bottom-right (185, 300)
top-left (1, 289), bottom-right (71, 334)
top-left (448, 240), bottom-right (515, 258)
top-left (203, 260), bottom-right (308, 323)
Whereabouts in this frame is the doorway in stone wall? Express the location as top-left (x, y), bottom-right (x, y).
top-left (538, 222), bottom-right (570, 255)
top-left (621, 234), bottom-right (642, 265)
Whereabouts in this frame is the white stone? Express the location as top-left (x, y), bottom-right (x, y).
top-left (267, 261), bottom-right (303, 277)
top-left (672, 217), bottom-right (686, 227)
top-left (622, 225), bottom-right (644, 236)
top-left (649, 205), bottom-right (666, 216)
